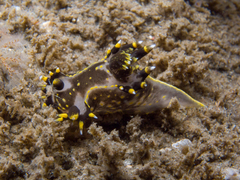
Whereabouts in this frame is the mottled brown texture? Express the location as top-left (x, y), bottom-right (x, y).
top-left (0, 0), bottom-right (239, 179)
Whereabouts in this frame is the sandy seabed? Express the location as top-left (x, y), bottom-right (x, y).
top-left (0, 0), bottom-right (240, 179)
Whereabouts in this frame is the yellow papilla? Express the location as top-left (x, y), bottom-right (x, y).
top-left (132, 42), bottom-right (137, 48)
top-left (79, 121), bottom-right (84, 130)
top-left (115, 43), bottom-right (121, 48)
top-left (88, 113), bottom-right (96, 118)
top-left (128, 89), bottom-right (135, 94)
top-left (59, 113), bottom-right (68, 118)
top-left (56, 117), bottom-right (63, 121)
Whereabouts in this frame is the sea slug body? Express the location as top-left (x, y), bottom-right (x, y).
top-left (40, 41), bottom-right (205, 134)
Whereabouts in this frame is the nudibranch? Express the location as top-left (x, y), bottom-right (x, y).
top-left (40, 41), bottom-right (205, 134)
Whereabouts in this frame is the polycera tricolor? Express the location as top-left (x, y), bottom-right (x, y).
top-left (40, 41), bottom-right (205, 134)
